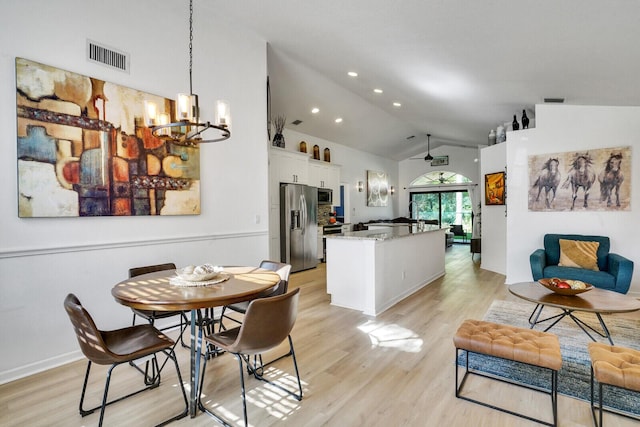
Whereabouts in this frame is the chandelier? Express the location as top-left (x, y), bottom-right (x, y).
top-left (144, 0), bottom-right (231, 146)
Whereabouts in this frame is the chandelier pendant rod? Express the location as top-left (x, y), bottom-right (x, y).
top-left (188, 0), bottom-right (194, 96)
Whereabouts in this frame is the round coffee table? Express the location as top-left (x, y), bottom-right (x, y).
top-left (509, 282), bottom-right (640, 345)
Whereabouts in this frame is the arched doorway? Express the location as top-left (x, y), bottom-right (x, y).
top-left (408, 171), bottom-right (474, 243)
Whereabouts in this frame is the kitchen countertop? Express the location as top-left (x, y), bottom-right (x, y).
top-left (325, 224), bottom-right (444, 241)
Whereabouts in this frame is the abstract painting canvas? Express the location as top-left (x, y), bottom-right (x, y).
top-left (367, 170), bottom-right (389, 207)
top-left (16, 57), bottom-right (201, 217)
top-left (528, 146), bottom-right (631, 211)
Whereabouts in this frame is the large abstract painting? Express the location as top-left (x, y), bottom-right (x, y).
top-left (528, 146), bottom-right (631, 211)
top-left (367, 170), bottom-right (389, 207)
top-left (16, 58), bottom-right (200, 217)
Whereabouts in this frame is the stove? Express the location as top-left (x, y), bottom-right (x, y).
top-left (323, 223), bottom-right (344, 235)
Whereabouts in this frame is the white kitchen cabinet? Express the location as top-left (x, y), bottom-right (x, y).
top-left (270, 147), bottom-right (308, 185)
top-left (309, 160), bottom-right (341, 196)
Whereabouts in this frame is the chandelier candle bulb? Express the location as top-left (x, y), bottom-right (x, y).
top-left (215, 99), bottom-right (230, 128)
top-left (158, 112), bottom-right (171, 136)
top-left (177, 93), bottom-right (192, 121)
top-left (144, 101), bottom-right (157, 126)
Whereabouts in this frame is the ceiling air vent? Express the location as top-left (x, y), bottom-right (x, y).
top-left (291, 119), bottom-right (303, 125)
top-left (87, 40), bottom-right (129, 73)
top-left (544, 97), bottom-right (565, 103)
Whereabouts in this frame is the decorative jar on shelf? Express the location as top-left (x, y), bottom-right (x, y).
top-left (324, 148), bottom-right (331, 162)
top-left (299, 141), bottom-right (307, 153)
top-left (313, 145), bottom-right (320, 160)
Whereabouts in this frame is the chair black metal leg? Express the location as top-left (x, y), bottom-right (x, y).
top-left (79, 361), bottom-right (94, 417)
top-left (156, 348), bottom-right (189, 426)
top-left (79, 354), bottom-right (189, 426)
top-left (251, 335), bottom-right (303, 401)
top-left (218, 306), bottom-right (228, 332)
top-left (197, 352), bottom-right (234, 427)
top-left (237, 354), bottom-right (249, 427)
top-left (218, 306), bottom-right (243, 333)
top-left (98, 364), bottom-right (116, 427)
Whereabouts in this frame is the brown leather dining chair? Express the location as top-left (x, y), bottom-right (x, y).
top-left (218, 260), bottom-right (292, 331)
top-left (63, 293), bottom-right (188, 426)
top-left (218, 261), bottom-right (293, 366)
top-left (198, 288), bottom-right (303, 427)
top-left (129, 263), bottom-right (189, 349)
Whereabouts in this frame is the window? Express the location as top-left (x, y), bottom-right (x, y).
top-left (408, 171), bottom-right (473, 241)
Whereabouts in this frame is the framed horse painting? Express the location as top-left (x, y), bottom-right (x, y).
top-left (528, 146), bottom-right (631, 212)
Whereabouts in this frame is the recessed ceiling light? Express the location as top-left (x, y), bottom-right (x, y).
top-left (393, 102), bottom-right (401, 107)
top-left (335, 118), bottom-right (343, 123)
top-left (374, 88), bottom-right (383, 94)
top-left (311, 107), bottom-right (320, 114)
top-left (348, 71), bottom-right (358, 77)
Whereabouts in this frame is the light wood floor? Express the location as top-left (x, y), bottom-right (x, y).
top-left (1, 245), bottom-right (637, 426)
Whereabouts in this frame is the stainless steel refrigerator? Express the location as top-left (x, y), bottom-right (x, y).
top-left (280, 183), bottom-right (318, 272)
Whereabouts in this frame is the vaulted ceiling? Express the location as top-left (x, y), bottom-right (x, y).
top-left (214, 0), bottom-right (640, 160)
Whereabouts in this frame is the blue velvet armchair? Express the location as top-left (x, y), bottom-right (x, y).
top-left (530, 234), bottom-right (634, 294)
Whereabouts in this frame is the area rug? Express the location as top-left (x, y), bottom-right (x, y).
top-left (457, 299), bottom-right (640, 416)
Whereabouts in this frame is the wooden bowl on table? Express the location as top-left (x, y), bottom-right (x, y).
top-left (538, 278), bottom-right (593, 296)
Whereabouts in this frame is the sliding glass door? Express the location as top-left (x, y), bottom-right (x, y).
top-left (410, 190), bottom-right (473, 239)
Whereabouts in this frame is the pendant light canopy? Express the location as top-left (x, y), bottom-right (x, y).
top-left (143, 0), bottom-right (231, 146)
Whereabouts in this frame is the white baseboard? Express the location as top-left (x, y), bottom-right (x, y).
top-left (0, 350), bottom-right (83, 385)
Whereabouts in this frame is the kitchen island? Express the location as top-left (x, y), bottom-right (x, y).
top-left (325, 224), bottom-right (446, 316)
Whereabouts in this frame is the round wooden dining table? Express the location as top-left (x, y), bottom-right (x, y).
top-left (112, 266), bottom-right (281, 418)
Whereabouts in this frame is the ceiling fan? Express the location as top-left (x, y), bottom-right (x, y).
top-left (436, 172), bottom-right (456, 183)
top-left (410, 133), bottom-right (435, 161)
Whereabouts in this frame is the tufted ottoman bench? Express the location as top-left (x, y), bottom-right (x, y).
top-left (588, 342), bottom-right (640, 426)
top-left (454, 319), bottom-right (562, 426)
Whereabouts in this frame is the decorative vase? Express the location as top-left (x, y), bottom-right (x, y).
top-left (273, 133), bottom-right (285, 148)
top-left (299, 141), bottom-right (307, 153)
top-left (496, 125), bottom-right (506, 143)
top-left (488, 129), bottom-right (496, 146)
top-left (313, 145), bottom-right (320, 160)
top-left (522, 110), bottom-right (530, 129)
top-left (512, 115), bottom-right (519, 131)
top-left (324, 148), bottom-right (331, 162)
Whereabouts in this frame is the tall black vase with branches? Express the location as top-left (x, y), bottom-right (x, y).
top-left (272, 115), bottom-right (286, 148)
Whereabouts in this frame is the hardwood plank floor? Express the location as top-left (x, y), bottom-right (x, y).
top-left (1, 245), bottom-right (637, 426)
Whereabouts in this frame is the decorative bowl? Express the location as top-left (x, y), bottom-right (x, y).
top-left (538, 278), bottom-right (593, 296)
top-left (176, 264), bottom-right (223, 282)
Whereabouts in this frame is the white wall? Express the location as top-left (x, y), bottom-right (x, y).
top-left (0, 0), bottom-right (270, 382)
top-left (282, 128), bottom-right (399, 223)
top-left (504, 104), bottom-right (640, 296)
top-left (480, 143), bottom-right (508, 275)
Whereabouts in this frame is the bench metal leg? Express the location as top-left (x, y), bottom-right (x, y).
top-left (590, 366), bottom-right (640, 426)
top-left (455, 348), bottom-right (558, 426)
